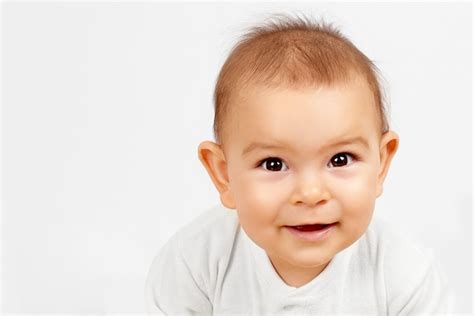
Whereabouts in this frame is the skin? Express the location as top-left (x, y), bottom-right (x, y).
top-left (198, 76), bottom-right (399, 288)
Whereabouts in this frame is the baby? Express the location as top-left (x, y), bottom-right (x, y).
top-left (145, 15), bottom-right (454, 314)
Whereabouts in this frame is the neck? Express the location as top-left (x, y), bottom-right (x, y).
top-left (267, 254), bottom-right (331, 288)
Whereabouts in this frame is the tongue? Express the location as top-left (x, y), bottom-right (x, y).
top-left (294, 224), bottom-right (328, 231)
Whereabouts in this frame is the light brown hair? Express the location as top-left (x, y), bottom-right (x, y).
top-left (212, 13), bottom-right (390, 147)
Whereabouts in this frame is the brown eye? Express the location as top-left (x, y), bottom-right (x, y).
top-left (260, 157), bottom-right (288, 172)
top-left (329, 153), bottom-right (355, 168)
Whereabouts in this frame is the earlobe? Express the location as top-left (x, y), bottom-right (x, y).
top-left (197, 141), bottom-right (236, 209)
top-left (376, 131), bottom-right (399, 197)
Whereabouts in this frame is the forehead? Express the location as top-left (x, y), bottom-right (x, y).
top-left (228, 79), bottom-right (379, 153)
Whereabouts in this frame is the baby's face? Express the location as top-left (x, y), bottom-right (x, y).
top-left (199, 77), bottom-right (398, 286)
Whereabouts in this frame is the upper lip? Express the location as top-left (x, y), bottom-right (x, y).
top-left (286, 222), bottom-right (337, 226)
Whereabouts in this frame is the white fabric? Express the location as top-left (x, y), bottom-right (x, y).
top-left (145, 204), bottom-right (455, 315)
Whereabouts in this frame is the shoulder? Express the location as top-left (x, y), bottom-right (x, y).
top-left (363, 214), bottom-right (433, 263)
top-left (157, 204), bottom-right (240, 286)
top-left (145, 204), bottom-right (240, 312)
top-left (352, 215), bottom-right (435, 286)
top-left (358, 215), bottom-right (453, 311)
top-left (173, 204), bottom-right (240, 257)
top-left (361, 214), bottom-right (435, 280)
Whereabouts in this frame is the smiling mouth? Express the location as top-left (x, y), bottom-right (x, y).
top-left (285, 222), bottom-right (337, 231)
top-left (284, 222), bottom-right (337, 242)
top-left (292, 223), bottom-right (329, 231)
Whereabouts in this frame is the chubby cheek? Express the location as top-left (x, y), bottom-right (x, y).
top-left (232, 173), bottom-right (288, 241)
top-left (332, 170), bottom-right (378, 238)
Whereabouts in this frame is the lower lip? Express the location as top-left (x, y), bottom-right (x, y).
top-left (285, 223), bottom-right (336, 242)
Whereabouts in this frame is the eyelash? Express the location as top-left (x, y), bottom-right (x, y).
top-left (256, 152), bottom-right (359, 171)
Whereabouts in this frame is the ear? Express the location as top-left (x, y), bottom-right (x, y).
top-left (376, 131), bottom-right (399, 197)
top-left (197, 141), bottom-right (236, 209)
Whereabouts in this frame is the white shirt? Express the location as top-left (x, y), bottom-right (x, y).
top-left (145, 204), bottom-right (454, 315)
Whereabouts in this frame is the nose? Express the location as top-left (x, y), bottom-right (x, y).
top-left (290, 174), bottom-right (331, 207)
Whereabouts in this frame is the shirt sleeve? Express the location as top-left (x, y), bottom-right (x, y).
top-left (144, 233), bottom-right (213, 315)
top-left (391, 251), bottom-right (455, 315)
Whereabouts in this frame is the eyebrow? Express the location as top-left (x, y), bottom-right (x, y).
top-left (241, 136), bottom-right (370, 157)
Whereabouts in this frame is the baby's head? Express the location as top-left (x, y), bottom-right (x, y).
top-left (198, 15), bottom-right (399, 287)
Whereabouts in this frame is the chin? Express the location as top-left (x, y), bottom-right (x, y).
top-left (287, 252), bottom-right (333, 269)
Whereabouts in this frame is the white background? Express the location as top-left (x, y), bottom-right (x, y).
top-left (2, 1), bottom-right (472, 313)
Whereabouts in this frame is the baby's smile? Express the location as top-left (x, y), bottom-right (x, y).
top-left (145, 14), bottom-right (455, 314)
top-left (201, 76), bottom-right (398, 286)
top-left (284, 222), bottom-right (338, 242)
